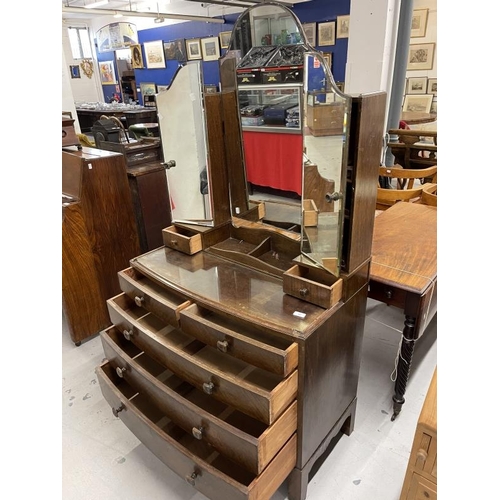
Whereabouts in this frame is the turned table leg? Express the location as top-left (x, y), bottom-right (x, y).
top-left (391, 314), bottom-right (418, 421)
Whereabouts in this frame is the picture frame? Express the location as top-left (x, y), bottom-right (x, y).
top-left (427, 78), bottom-right (437, 96)
top-left (321, 52), bottom-right (332, 70)
top-left (143, 40), bottom-right (166, 69)
top-left (157, 85), bottom-right (169, 93)
top-left (201, 37), bottom-right (221, 62)
top-left (302, 22), bottom-right (316, 46)
top-left (130, 44), bottom-right (144, 69)
top-left (186, 38), bottom-right (202, 60)
top-left (164, 39), bottom-right (187, 61)
top-left (406, 76), bottom-right (427, 95)
top-left (318, 21), bottom-right (336, 46)
top-left (70, 65), bottom-right (80, 79)
top-left (219, 31), bottom-right (232, 49)
top-left (204, 84), bottom-right (218, 94)
top-left (407, 43), bottom-right (435, 71)
top-left (411, 9), bottom-right (429, 38)
top-left (98, 61), bottom-right (116, 85)
top-left (430, 99), bottom-right (437, 115)
top-left (402, 94), bottom-right (433, 114)
top-left (336, 15), bottom-right (350, 39)
top-left (140, 82), bottom-right (157, 96)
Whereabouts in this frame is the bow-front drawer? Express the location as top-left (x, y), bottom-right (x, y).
top-left (179, 304), bottom-right (298, 377)
top-left (97, 361), bottom-right (297, 500)
top-left (100, 326), bottom-right (297, 474)
top-left (105, 294), bottom-right (298, 425)
top-left (118, 267), bottom-right (191, 328)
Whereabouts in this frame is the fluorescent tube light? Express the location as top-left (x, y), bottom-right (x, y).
top-left (84, 0), bottom-right (109, 8)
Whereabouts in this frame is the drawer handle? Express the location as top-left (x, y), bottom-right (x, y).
top-left (112, 403), bottom-right (124, 418)
top-left (299, 287), bottom-right (309, 297)
top-left (202, 381), bottom-right (215, 395)
top-left (116, 366), bottom-right (127, 378)
top-left (192, 426), bottom-right (204, 440)
top-left (170, 239), bottom-right (178, 246)
top-left (385, 290), bottom-right (393, 299)
top-left (416, 449), bottom-right (428, 466)
top-left (123, 329), bottom-right (134, 341)
top-left (216, 340), bottom-right (229, 353)
top-left (186, 471), bottom-right (197, 486)
top-left (134, 296), bottom-right (145, 307)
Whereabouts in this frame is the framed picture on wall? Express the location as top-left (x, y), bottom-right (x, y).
top-left (130, 44), bottom-right (144, 69)
top-left (302, 23), bottom-right (316, 46)
top-left (411, 9), bottom-right (429, 38)
top-left (407, 43), bottom-right (435, 70)
top-left (406, 77), bottom-right (427, 94)
top-left (402, 94), bottom-right (433, 113)
top-left (204, 84), bottom-right (218, 94)
top-left (321, 52), bottom-right (332, 70)
top-left (143, 40), bottom-right (166, 69)
top-left (201, 37), bottom-right (221, 61)
top-left (98, 61), bottom-right (116, 85)
top-left (430, 99), bottom-right (437, 115)
top-left (219, 31), bottom-right (232, 49)
top-left (427, 78), bottom-right (437, 95)
top-left (336, 15), bottom-right (350, 39)
top-left (186, 38), bottom-right (202, 60)
top-left (164, 39), bottom-right (187, 61)
top-left (140, 82), bottom-right (157, 96)
top-left (157, 85), bottom-right (169, 93)
top-left (70, 65), bottom-right (80, 79)
top-left (318, 21), bottom-right (336, 46)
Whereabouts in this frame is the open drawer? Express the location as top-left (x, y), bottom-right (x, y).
top-left (97, 361), bottom-right (297, 500)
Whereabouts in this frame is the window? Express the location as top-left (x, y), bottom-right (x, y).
top-left (67, 27), bottom-right (93, 60)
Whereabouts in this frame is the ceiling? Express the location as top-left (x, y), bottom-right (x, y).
top-left (61, 0), bottom-right (311, 28)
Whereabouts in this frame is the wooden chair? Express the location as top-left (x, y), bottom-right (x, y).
top-left (420, 183), bottom-right (437, 207)
top-left (376, 164), bottom-right (437, 211)
top-left (387, 129), bottom-right (437, 170)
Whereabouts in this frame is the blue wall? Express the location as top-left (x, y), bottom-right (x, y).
top-left (96, 0), bottom-right (350, 104)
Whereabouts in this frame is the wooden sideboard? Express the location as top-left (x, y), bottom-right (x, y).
top-left (400, 368), bottom-right (437, 500)
top-left (62, 147), bottom-right (141, 345)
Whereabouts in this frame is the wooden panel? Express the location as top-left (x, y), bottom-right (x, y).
top-left (405, 473), bottom-right (437, 500)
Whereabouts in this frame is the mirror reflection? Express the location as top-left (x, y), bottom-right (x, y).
top-left (157, 62), bottom-right (213, 225)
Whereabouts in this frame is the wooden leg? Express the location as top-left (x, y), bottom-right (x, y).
top-left (288, 467), bottom-right (308, 500)
top-left (391, 315), bottom-right (418, 420)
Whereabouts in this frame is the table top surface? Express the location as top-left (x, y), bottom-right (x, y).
top-left (401, 111), bottom-right (437, 125)
top-left (370, 202), bottom-right (437, 294)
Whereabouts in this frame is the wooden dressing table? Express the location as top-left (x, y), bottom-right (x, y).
top-left (368, 202), bottom-right (437, 420)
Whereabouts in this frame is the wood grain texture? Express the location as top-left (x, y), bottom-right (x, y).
top-left (303, 164), bottom-right (335, 213)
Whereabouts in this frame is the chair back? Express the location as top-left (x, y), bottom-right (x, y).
top-left (421, 183), bottom-right (437, 207)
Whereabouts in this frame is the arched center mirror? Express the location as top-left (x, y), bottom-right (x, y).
top-left (219, 1), bottom-right (351, 277)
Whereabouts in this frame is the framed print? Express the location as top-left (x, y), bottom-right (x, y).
top-left (318, 21), bottom-right (336, 46)
top-left (402, 94), bottom-right (433, 113)
top-left (204, 84), bottom-right (218, 94)
top-left (406, 77), bottom-right (427, 95)
top-left (337, 15), bottom-right (350, 39)
top-left (407, 43), bottom-right (435, 70)
top-left (427, 78), bottom-right (437, 95)
top-left (321, 52), bottom-right (332, 69)
top-left (130, 44), bottom-right (144, 69)
top-left (164, 39), bottom-right (187, 61)
top-left (411, 9), bottom-right (429, 38)
top-left (186, 38), bottom-right (202, 60)
top-left (70, 65), bottom-right (80, 79)
top-left (140, 82), bottom-right (157, 96)
top-left (430, 99), bottom-right (437, 115)
top-left (219, 31), bottom-right (232, 49)
top-left (143, 40), bottom-right (166, 69)
top-left (98, 61), bottom-right (116, 85)
top-left (302, 22), bottom-right (316, 46)
top-left (201, 37), bottom-right (220, 61)
top-left (157, 85), bottom-right (169, 93)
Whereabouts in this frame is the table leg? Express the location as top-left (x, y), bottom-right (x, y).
top-left (391, 314), bottom-right (418, 421)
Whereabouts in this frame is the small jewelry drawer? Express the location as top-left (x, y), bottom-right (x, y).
top-left (103, 300), bottom-right (298, 425)
top-left (100, 326), bottom-right (297, 474)
top-left (179, 304), bottom-right (298, 377)
top-left (163, 225), bottom-right (203, 255)
top-left (118, 267), bottom-right (191, 328)
top-left (97, 361), bottom-right (297, 500)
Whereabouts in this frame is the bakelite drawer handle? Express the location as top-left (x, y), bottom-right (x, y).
top-left (116, 366), bottom-right (127, 378)
top-left (123, 329), bottom-right (134, 341)
top-left (202, 381), bottom-right (215, 395)
top-left (112, 403), bottom-right (124, 418)
top-left (134, 296), bottom-right (145, 307)
top-left (416, 449), bottom-right (428, 466)
top-left (299, 288), bottom-right (309, 297)
top-left (186, 471), bottom-right (197, 486)
top-left (192, 426), bottom-right (204, 440)
top-left (216, 340), bottom-right (229, 353)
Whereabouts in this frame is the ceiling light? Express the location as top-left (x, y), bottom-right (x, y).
top-left (84, 0), bottom-right (109, 9)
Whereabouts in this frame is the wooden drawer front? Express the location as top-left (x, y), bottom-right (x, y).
top-left (404, 472), bottom-right (437, 500)
top-left (414, 432), bottom-right (437, 478)
top-left (103, 302), bottom-right (298, 425)
top-left (179, 304), bottom-right (298, 377)
top-left (163, 225), bottom-right (203, 255)
top-left (100, 326), bottom-right (297, 474)
top-left (118, 267), bottom-right (191, 328)
top-left (97, 362), bottom-right (297, 500)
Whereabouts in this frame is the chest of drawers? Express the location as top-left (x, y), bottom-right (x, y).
top-left (97, 248), bottom-right (369, 500)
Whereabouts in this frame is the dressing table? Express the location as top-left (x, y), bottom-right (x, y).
top-left (96, 3), bottom-right (387, 499)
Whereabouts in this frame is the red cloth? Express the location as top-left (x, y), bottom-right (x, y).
top-left (242, 131), bottom-right (303, 195)
top-left (399, 120), bottom-right (410, 130)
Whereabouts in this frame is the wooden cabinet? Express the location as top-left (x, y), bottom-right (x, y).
top-left (62, 148), bottom-right (141, 345)
top-left (400, 368), bottom-right (437, 500)
top-left (306, 102), bottom-right (345, 136)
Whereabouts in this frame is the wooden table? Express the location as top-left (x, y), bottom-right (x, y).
top-left (368, 202), bottom-right (437, 420)
top-left (401, 112), bottom-right (437, 126)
